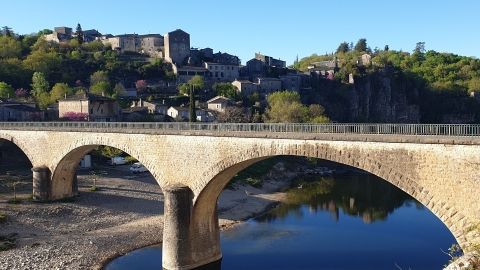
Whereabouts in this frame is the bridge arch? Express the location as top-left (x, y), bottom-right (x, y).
top-left (49, 136), bottom-right (166, 200)
top-left (189, 141), bottom-right (472, 262)
top-left (0, 133), bottom-right (36, 166)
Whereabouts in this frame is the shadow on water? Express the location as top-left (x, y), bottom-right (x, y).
top-left (106, 172), bottom-right (456, 270)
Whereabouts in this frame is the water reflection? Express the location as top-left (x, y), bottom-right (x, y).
top-left (257, 173), bottom-right (421, 224)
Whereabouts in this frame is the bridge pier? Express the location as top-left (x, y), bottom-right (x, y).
top-left (32, 166), bottom-right (51, 201)
top-left (162, 185), bottom-right (221, 270)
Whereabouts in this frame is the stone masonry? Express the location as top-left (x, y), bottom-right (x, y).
top-left (0, 129), bottom-right (479, 269)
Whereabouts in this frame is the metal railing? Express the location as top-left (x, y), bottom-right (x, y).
top-left (1, 122), bottom-right (480, 137)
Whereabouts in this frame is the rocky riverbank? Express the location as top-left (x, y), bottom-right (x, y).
top-left (0, 161), bottom-right (301, 270)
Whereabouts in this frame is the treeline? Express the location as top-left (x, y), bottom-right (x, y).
top-left (295, 39), bottom-right (480, 94)
top-left (294, 39), bottom-right (480, 123)
top-left (0, 26), bottom-right (174, 108)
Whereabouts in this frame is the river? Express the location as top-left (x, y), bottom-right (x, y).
top-left (106, 172), bottom-right (456, 270)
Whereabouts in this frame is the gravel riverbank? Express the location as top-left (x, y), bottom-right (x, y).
top-left (0, 164), bottom-right (293, 270)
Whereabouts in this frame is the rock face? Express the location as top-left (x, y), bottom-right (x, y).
top-left (307, 68), bottom-right (421, 123)
top-left (350, 69), bottom-right (421, 123)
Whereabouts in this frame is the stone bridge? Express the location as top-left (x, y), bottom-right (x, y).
top-left (1, 122), bottom-right (479, 270)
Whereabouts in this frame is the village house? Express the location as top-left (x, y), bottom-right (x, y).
top-left (207, 96), bottom-right (232, 113)
top-left (257, 77), bottom-right (282, 94)
top-left (232, 80), bottom-right (259, 97)
top-left (131, 99), bottom-right (168, 115)
top-left (58, 93), bottom-right (121, 122)
top-left (0, 100), bottom-right (44, 121)
top-left (167, 106), bottom-right (214, 122)
top-left (204, 62), bottom-right (239, 82)
top-left (173, 65), bottom-right (208, 83)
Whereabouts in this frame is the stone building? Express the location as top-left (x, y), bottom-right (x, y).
top-left (167, 106), bottom-right (214, 122)
top-left (0, 100), bottom-right (44, 121)
top-left (173, 65), bottom-right (208, 83)
top-left (164, 29), bottom-right (190, 66)
top-left (101, 34), bottom-right (141, 53)
top-left (255, 53), bottom-right (286, 68)
top-left (204, 62), bottom-right (239, 82)
top-left (82, 29), bottom-right (102, 42)
top-left (279, 74), bottom-right (303, 92)
top-left (140, 34), bottom-right (164, 57)
top-left (207, 96), bottom-right (232, 113)
top-left (44, 26), bottom-right (73, 43)
top-left (359, 54), bottom-right (372, 66)
top-left (257, 77), bottom-right (282, 93)
top-left (58, 93), bottom-right (121, 122)
top-left (212, 52), bottom-right (241, 66)
top-left (232, 80), bottom-right (259, 97)
top-left (243, 58), bottom-right (265, 80)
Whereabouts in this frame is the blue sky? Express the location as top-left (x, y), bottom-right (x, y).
top-left (2, 0), bottom-right (478, 65)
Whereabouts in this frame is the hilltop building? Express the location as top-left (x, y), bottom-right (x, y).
top-left (164, 29), bottom-right (190, 66)
top-left (255, 53), bottom-right (286, 68)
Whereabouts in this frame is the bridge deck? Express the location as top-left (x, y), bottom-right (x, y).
top-left (1, 122), bottom-right (480, 145)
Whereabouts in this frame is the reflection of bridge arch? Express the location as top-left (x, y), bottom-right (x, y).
top-left (49, 136), bottom-right (165, 200)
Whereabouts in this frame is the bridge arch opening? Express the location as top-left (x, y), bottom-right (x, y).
top-left (0, 138), bottom-right (34, 203)
top-left (191, 153), bottom-right (463, 268)
top-left (50, 143), bottom-right (164, 201)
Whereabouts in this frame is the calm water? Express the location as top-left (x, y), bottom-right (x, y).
top-left (106, 172), bottom-right (456, 270)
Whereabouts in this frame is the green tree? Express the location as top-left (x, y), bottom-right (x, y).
top-left (354, 38), bottom-right (368, 52)
top-left (76, 23), bottom-right (84, 44)
top-left (112, 83), bottom-right (126, 98)
top-left (264, 91), bottom-right (308, 123)
top-left (186, 75), bottom-right (204, 122)
top-left (90, 81), bottom-right (112, 96)
top-left (178, 83), bottom-right (190, 96)
top-left (2, 26), bottom-right (13, 37)
top-left (99, 146), bottom-right (123, 158)
top-left (31, 72), bottom-right (49, 97)
top-left (189, 75), bottom-right (205, 90)
top-left (50, 83), bottom-right (72, 102)
top-left (0, 36), bottom-right (22, 59)
top-left (189, 85), bottom-right (196, 122)
top-left (0, 82), bottom-right (15, 98)
top-left (23, 50), bottom-right (61, 75)
top-left (90, 70), bottom-right (109, 85)
top-left (36, 91), bottom-right (52, 109)
top-left (264, 91), bottom-right (329, 123)
top-left (336, 42), bottom-right (350, 54)
top-left (308, 104), bottom-right (330, 123)
top-left (213, 83), bottom-right (238, 100)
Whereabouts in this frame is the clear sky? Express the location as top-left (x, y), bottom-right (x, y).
top-left (2, 0), bottom-right (478, 65)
